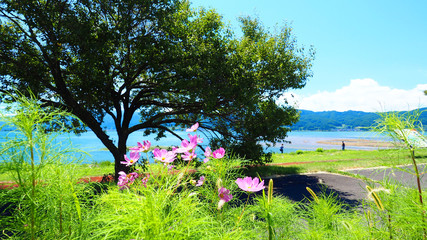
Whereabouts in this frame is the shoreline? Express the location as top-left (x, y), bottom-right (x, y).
top-left (316, 139), bottom-right (396, 148)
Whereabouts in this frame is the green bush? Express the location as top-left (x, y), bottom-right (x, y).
top-left (296, 150), bottom-right (304, 155)
top-left (316, 148), bottom-right (324, 152)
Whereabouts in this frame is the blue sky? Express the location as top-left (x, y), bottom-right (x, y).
top-left (190, 0), bottom-right (427, 112)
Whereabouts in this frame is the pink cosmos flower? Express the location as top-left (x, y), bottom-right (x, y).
top-left (118, 171), bottom-right (139, 189)
top-left (171, 146), bottom-right (179, 154)
top-left (186, 122), bottom-right (199, 132)
top-left (176, 137), bottom-right (198, 153)
top-left (235, 176), bottom-right (265, 192)
top-left (129, 140), bottom-right (151, 153)
top-left (153, 148), bottom-right (176, 163)
top-left (196, 176), bottom-right (205, 186)
top-left (217, 187), bottom-right (233, 210)
top-left (188, 133), bottom-right (203, 144)
top-left (203, 146), bottom-right (212, 163)
top-left (164, 163), bottom-right (175, 170)
top-left (120, 151), bottom-right (140, 166)
top-left (218, 187), bottom-right (232, 201)
top-left (141, 174), bottom-right (149, 188)
top-left (182, 151), bottom-right (197, 161)
top-left (212, 147), bottom-right (225, 159)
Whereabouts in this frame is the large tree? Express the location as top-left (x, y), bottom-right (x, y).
top-left (0, 0), bottom-right (314, 178)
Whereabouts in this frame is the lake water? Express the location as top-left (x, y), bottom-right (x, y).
top-left (58, 130), bottom-right (393, 163)
top-left (0, 130), bottom-right (392, 163)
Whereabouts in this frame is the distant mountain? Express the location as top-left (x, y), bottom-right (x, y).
top-left (1, 108), bottom-right (425, 132)
top-left (291, 108), bottom-right (427, 131)
top-left (99, 108), bottom-right (427, 131)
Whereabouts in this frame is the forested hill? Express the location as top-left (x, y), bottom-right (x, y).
top-left (98, 108), bottom-right (427, 131)
top-left (291, 108), bottom-right (427, 131)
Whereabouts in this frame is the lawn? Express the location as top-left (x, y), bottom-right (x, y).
top-left (245, 148), bottom-right (427, 177)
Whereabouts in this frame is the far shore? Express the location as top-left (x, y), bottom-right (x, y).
top-left (316, 139), bottom-right (397, 148)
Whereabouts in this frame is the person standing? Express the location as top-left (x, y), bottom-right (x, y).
top-left (280, 144), bottom-right (284, 153)
top-left (342, 141), bottom-right (345, 151)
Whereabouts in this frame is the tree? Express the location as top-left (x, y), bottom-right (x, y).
top-left (0, 0), bottom-right (314, 178)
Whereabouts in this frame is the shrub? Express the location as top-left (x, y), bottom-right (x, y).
top-left (316, 148), bottom-right (324, 152)
top-left (296, 150), bottom-right (304, 155)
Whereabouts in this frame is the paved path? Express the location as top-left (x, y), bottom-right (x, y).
top-left (265, 173), bottom-right (367, 206)
top-left (266, 164), bottom-right (427, 206)
top-left (347, 164), bottom-right (427, 189)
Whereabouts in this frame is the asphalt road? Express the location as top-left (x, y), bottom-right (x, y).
top-left (347, 164), bottom-right (427, 189)
top-left (265, 164), bottom-right (427, 207)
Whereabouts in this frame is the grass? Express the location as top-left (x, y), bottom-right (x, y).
top-left (3, 148), bottom-right (427, 182)
top-left (245, 148), bottom-right (427, 177)
top-left (0, 161), bottom-right (115, 182)
top-left (274, 148), bottom-right (427, 165)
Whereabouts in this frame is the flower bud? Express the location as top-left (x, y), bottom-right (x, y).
top-left (216, 178), bottom-right (222, 189)
top-left (217, 199), bottom-right (226, 210)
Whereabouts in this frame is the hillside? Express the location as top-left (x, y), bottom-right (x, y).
top-left (1, 108), bottom-right (425, 132)
top-left (291, 108), bottom-right (427, 131)
top-left (98, 108), bottom-right (427, 131)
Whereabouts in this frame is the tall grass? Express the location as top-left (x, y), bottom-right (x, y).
top-left (0, 92), bottom-right (97, 239)
top-left (86, 155), bottom-right (258, 240)
top-left (373, 109), bottom-right (427, 238)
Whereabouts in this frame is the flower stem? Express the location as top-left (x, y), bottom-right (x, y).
top-left (236, 193), bottom-right (251, 227)
top-left (411, 149), bottom-right (426, 239)
top-left (145, 153), bottom-right (153, 175)
top-left (30, 135), bottom-right (35, 240)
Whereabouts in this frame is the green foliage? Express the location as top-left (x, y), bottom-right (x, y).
top-left (89, 181), bottom-right (209, 239)
top-left (364, 179), bottom-right (427, 239)
top-left (0, 0), bottom-right (313, 176)
top-left (196, 156), bottom-right (245, 211)
top-left (296, 150), bottom-right (304, 155)
top-left (87, 157), bottom-right (259, 240)
top-left (249, 194), bottom-right (300, 239)
top-left (0, 92), bottom-right (95, 239)
top-left (373, 109), bottom-right (426, 148)
top-left (301, 191), bottom-right (350, 238)
top-left (372, 108), bottom-right (427, 238)
top-left (221, 138), bottom-right (273, 166)
top-left (292, 108), bottom-right (427, 131)
top-left (292, 109), bottom-right (381, 131)
top-left (316, 148), bottom-right (324, 152)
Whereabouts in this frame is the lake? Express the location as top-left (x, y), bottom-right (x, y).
top-left (52, 130), bottom-right (391, 163)
top-left (0, 130), bottom-right (392, 163)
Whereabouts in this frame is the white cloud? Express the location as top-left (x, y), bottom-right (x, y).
top-left (281, 79), bottom-right (427, 112)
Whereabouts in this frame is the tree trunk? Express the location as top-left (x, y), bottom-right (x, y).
top-left (115, 131), bottom-right (130, 180)
top-left (69, 108), bottom-right (125, 180)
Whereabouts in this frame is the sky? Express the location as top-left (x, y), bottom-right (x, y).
top-left (190, 0), bottom-right (427, 112)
